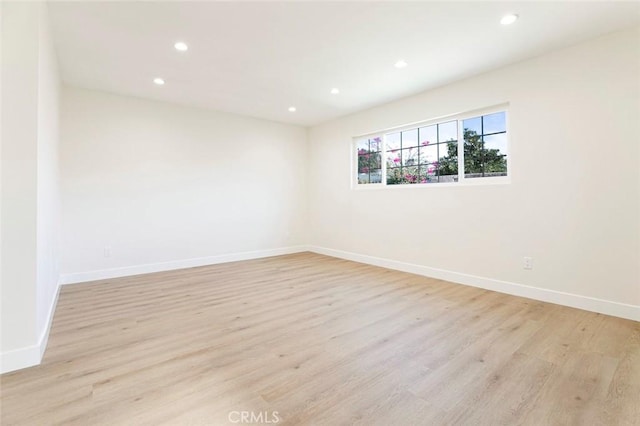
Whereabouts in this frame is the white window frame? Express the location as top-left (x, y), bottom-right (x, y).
top-left (352, 104), bottom-right (510, 190)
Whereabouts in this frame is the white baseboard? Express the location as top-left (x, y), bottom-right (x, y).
top-left (308, 246), bottom-right (640, 322)
top-left (0, 344), bottom-right (41, 376)
top-left (39, 280), bottom-right (61, 360)
top-left (0, 278), bottom-right (61, 374)
top-left (59, 245), bottom-right (308, 285)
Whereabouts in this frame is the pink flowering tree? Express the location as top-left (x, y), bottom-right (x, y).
top-left (386, 141), bottom-right (440, 185)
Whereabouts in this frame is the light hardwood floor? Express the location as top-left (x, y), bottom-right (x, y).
top-left (1, 252), bottom-right (638, 425)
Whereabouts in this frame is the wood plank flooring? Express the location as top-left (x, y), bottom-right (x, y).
top-left (1, 252), bottom-right (638, 425)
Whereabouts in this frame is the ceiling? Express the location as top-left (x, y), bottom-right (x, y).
top-left (48, 1), bottom-right (640, 127)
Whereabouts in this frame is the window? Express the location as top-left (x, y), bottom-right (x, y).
top-left (462, 111), bottom-right (507, 179)
top-left (354, 107), bottom-right (508, 187)
top-left (356, 136), bottom-right (382, 184)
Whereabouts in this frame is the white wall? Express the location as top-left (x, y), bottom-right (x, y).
top-left (36, 4), bottom-right (61, 345)
top-left (1, 1), bottom-right (39, 358)
top-left (60, 87), bottom-right (307, 278)
top-left (1, 2), bottom-right (61, 372)
top-left (307, 27), bottom-right (640, 317)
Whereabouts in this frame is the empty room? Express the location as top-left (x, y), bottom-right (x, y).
top-left (1, 1), bottom-right (639, 425)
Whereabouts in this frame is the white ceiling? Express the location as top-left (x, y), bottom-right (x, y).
top-left (48, 1), bottom-right (640, 127)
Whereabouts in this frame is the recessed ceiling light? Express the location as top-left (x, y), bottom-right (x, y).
top-left (288, 106), bottom-right (296, 112)
top-left (153, 78), bottom-right (165, 85)
top-left (500, 14), bottom-right (518, 25)
top-left (330, 88), bottom-right (340, 95)
top-left (174, 41), bottom-right (188, 52)
top-left (394, 60), bottom-right (408, 69)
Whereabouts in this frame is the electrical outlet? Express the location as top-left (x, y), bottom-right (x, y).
top-left (523, 256), bottom-right (533, 270)
top-left (104, 246), bottom-right (111, 258)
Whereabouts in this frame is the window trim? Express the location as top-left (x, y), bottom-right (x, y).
top-left (352, 104), bottom-right (510, 190)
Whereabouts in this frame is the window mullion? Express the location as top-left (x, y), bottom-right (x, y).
top-left (457, 120), bottom-right (465, 183)
top-left (381, 135), bottom-right (387, 186)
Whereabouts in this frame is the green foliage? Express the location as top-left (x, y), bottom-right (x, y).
top-left (463, 129), bottom-right (507, 175)
top-left (439, 129), bottom-right (506, 177)
top-left (436, 141), bottom-right (459, 176)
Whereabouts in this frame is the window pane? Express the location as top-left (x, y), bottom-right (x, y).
top-left (357, 155), bottom-right (368, 174)
top-left (438, 121), bottom-right (458, 142)
top-left (438, 143), bottom-right (458, 178)
top-left (402, 147), bottom-right (418, 166)
top-left (464, 161), bottom-right (484, 178)
top-left (387, 167), bottom-right (404, 185)
top-left (420, 164), bottom-right (438, 183)
top-left (483, 112), bottom-right (506, 134)
top-left (420, 144), bottom-right (438, 164)
top-left (358, 152), bottom-right (381, 170)
top-left (419, 125), bottom-right (437, 147)
top-left (386, 132), bottom-right (401, 151)
top-left (464, 129), bottom-right (484, 179)
top-left (483, 148), bottom-right (507, 176)
top-left (357, 135), bottom-right (382, 185)
top-left (439, 159), bottom-right (458, 179)
top-left (439, 141), bottom-right (457, 160)
top-left (357, 138), bottom-right (370, 153)
top-left (403, 166), bottom-right (419, 184)
top-left (486, 160), bottom-right (507, 176)
top-left (388, 152), bottom-right (401, 168)
top-left (402, 129), bottom-right (418, 148)
top-left (483, 133), bottom-right (507, 156)
top-left (464, 150), bottom-right (507, 179)
top-left (464, 127), bottom-right (483, 159)
top-left (374, 136), bottom-right (384, 152)
top-left (463, 116), bottom-right (481, 134)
